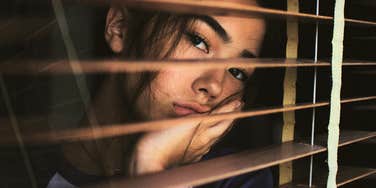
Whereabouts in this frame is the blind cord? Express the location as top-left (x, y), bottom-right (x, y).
top-left (327, 0), bottom-right (345, 187)
top-left (309, 0), bottom-right (320, 187)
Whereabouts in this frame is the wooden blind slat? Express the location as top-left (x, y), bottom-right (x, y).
top-left (84, 130), bottom-right (375, 188)
top-left (311, 130), bottom-right (376, 148)
top-left (283, 131), bottom-right (376, 188)
top-left (363, 137), bottom-right (376, 144)
top-left (1, 59), bottom-right (376, 75)
top-left (4, 1), bottom-right (375, 27)
top-left (284, 166), bottom-right (376, 187)
top-left (336, 166), bottom-right (376, 187)
top-left (2, 1), bottom-right (374, 187)
top-left (106, 0), bottom-right (376, 27)
top-left (1, 96), bottom-right (375, 145)
top-left (84, 142), bottom-right (325, 188)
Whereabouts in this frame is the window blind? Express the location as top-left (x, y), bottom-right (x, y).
top-left (0, 0), bottom-right (375, 188)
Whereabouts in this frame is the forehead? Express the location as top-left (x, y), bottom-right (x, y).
top-left (212, 15), bottom-right (265, 38)
top-left (212, 15), bottom-right (265, 53)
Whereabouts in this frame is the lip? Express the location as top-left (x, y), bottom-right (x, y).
top-left (173, 101), bottom-right (211, 116)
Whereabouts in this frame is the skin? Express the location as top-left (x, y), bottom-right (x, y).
top-left (136, 14), bottom-right (265, 120)
top-left (62, 0), bottom-right (265, 178)
top-left (104, 0), bottom-right (266, 176)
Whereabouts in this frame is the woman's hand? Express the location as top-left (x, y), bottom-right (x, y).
top-left (129, 100), bottom-right (242, 175)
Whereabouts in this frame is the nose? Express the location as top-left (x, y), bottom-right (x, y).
top-left (192, 69), bottom-right (225, 101)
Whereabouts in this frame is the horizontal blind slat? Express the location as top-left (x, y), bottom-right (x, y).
top-left (92, 0), bottom-right (376, 26)
top-left (1, 59), bottom-right (376, 74)
top-left (4, 1), bottom-right (375, 26)
top-left (336, 166), bottom-right (376, 187)
top-left (284, 166), bottom-right (376, 188)
top-left (308, 130), bottom-right (376, 147)
top-left (1, 96), bottom-right (375, 145)
top-left (84, 142), bottom-right (325, 188)
top-left (83, 130), bottom-right (375, 188)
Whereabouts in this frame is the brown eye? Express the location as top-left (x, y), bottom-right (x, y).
top-left (185, 32), bottom-right (210, 53)
top-left (228, 68), bottom-right (248, 82)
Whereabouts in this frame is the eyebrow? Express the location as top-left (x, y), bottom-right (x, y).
top-left (240, 50), bottom-right (256, 58)
top-left (195, 15), bottom-right (231, 43)
top-left (193, 16), bottom-right (256, 58)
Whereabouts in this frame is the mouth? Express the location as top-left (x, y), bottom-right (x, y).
top-left (173, 102), bottom-right (210, 116)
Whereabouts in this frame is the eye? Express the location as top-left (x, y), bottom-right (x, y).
top-left (185, 32), bottom-right (210, 54)
top-left (228, 68), bottom-right (249, 82)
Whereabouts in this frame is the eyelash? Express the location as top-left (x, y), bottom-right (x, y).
top-left (185, 31), bottom-right (248, 82)
top-left (185, 31), bottom-right (210, 54)
top-left (228, 68), bottom-right (249, 82)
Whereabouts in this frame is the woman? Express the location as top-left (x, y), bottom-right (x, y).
top-left (51, 0), bottom-right (272, 187)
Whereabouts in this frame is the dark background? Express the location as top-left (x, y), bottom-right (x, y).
top-left (0, 0), bottom-right (375, 187)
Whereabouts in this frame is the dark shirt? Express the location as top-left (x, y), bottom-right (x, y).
top-left (56, 148), bottom-right (273, 188)
top-left (197, 148), bottom-right (273, 188)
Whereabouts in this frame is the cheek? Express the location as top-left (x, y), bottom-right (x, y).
top-left (150, 69), bottom-right (196, 100)
top-left (219, 73), bottom-right (244, 101)
top-left (153, 69), bottom-right (247, 98)
top-left (224, 77), bottom-right (244, 96)
top-left (171, 40), bottom-right (205, 59)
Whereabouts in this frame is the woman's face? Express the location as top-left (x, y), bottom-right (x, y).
top-left (107, 0), bottom-right (266, 120)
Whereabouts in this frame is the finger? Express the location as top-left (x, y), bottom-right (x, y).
top-left (206, 119), bottom-right (234, 140)
top-left (190, 147), bottom-right (211, 162)
top-left (186, 120), bottom-right (234, 162)
top-left (197, 100), bottom-right (241, 127)
top-left (206, 101), bottom-right (242, 128)
top-left (188, 120), bottom-right (233, 160)
top-left (183, 146), bottom-right (211, 163)
top-left (193, 119), bottom-right (234, 147)
top-left (210, 100), bottom-right (243, 114)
